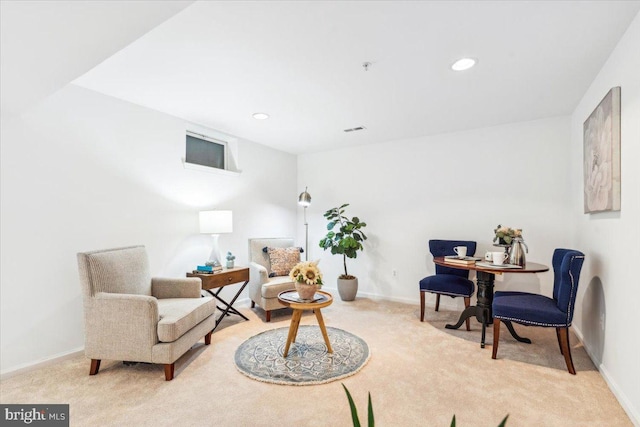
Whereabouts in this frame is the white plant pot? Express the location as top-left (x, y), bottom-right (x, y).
top-left (337, 277), bottom-right (358, 301)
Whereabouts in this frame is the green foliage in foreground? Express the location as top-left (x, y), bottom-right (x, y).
top-left (451, 414), bottom-right (509, 426)
top-left (343, 383), bottom-right (509, 427)
top-left (342, 384), bottom-right (373, 427)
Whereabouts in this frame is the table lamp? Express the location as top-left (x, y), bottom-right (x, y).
top-left (199, 210), bottom-right (233, 267)
top-left (298, 187), bottom-right (311, 261)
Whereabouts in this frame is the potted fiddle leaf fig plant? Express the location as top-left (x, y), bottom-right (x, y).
top-left (319, 204), bottom-right (367, 301)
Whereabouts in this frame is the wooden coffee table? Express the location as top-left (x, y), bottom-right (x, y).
top-left (277, 290), bottom-right (333, 357)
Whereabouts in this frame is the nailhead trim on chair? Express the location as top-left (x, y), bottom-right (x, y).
top-left (493, 315), bottom-right (572, 328)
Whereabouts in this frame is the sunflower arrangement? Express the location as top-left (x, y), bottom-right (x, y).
top-left (289, 261), bottom-right (323, 287)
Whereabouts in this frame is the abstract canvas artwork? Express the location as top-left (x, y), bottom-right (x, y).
top-left (583, 87), bottom-right (621, 213)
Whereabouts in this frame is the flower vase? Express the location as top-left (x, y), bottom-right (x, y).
top-left (295, 282), bottom-right (317, 300)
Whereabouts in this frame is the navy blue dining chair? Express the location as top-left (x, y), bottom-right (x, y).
top-left (491, 248), bottom-right (585, 374)
top-left (419, 240), bottom-right (477, 330)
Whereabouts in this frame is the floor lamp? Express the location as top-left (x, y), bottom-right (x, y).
top-left (298, 187), bottom-right (311, 261)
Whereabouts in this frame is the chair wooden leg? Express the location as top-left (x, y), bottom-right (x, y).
top-left (265, 310), bottom-right (271, 322)
top-left (204, 331), bottom-right (212, 345)
top-left (464, 297), bottom-right (471, 331)
top-left (435, 294), bottom-right (440, 312)
top-left (251, 301), bottom-right (255, 308)
top-left (492, 319), bottom-right (501, 359)
top-left (89, 359), bottom-right (101, 376)
top-left (420, 291), bottom-right (425, 322)
top-left (164, 363), bottom-right (175, 381)
top-left (558, 327), bottom-right (576, 374)
top-left (556, 328), bottom-right (564, 354)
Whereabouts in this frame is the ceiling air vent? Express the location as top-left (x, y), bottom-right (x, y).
top-left (344, 126), bottom-right (366, 133)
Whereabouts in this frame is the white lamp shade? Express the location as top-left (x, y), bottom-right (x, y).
top-left (199, 210), bottom-right (233, 234)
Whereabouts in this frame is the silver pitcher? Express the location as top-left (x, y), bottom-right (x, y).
top-left (509, 237), bottom-right (528, 267)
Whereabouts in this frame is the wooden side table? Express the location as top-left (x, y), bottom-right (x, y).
top-left (277, 290), bottom-right (333, 357)
top-left (187, 267), bottom-right (250, 331)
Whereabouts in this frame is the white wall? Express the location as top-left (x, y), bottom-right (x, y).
top-left (569, 12), bottom-right (640, 424)
top-left (298, 116), bottom-right (573, 308)
top-left (0, 85), bottom-right (298, 374)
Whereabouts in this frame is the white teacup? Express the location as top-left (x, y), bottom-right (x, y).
top-left (491, 251), bottom-right (508, 266)
top-left (453, 246), bottom-right (467, 258)
top-left (484, 252), bottom-right (493, 261)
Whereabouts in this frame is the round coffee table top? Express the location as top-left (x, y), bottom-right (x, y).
top-left (277, 289), bottom-right (333, 310)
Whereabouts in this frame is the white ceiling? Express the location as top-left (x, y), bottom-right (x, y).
top-left (5, 1), bottom-right (640, 155)
top-left (0, 0), bottom-right (194, 117)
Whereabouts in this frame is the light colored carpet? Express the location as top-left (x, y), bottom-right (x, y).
top-left (0, 296), bottom-right (632, 426)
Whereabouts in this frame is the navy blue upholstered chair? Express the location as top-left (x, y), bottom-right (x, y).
top-left (419, 240), bottom-right (477, 330)
top-left (492, 249), bottom-right (585, 374)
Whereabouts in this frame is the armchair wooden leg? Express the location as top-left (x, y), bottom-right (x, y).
top-left (435, 294), bottom-right (440, 312)
top-left (265, 310), bottom-right (271, 322)
top-left (89, 359), bottom-right (101, 376)
top-left (492, 319), bottom-right (501, 359)
top-left (464, 297), bottom-right (471, 331)
top-left (251, 301), bottom-right (255, 308)
top-left (164, 363), bottom-right (175, 381)
top-left (558, 327), bottom-right (576, 374)
top-left (420, 291), bottom-right (425, 322)
top-left (204, 331), bottom-right (212, 345)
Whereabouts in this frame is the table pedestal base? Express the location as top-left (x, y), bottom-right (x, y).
top-left (445, 271), bottom-right (530, 347)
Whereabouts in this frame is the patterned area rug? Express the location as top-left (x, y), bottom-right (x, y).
top-left (234, 326), bottom-right (370, 386)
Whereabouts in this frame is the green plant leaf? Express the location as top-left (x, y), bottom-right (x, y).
top-left (450, 415), bottom-right (456, 427)
top-left (327, 221), bottom-right (336, 230)
top-left (367, 392), bottom-right (374, 427)
top-left (497, 415), bottom-right (509, 427)
top-left (342, 384), bottom-right (361, 427)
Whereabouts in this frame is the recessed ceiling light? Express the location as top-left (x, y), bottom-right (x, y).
top-left (252, 112), bottom-right (269, 120)
top-left (451, 58), bottom-right (477, 71)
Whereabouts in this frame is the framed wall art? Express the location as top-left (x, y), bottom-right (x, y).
top-left (583, 86), bottom-right (621, 213)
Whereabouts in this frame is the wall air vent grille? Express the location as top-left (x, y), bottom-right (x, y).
top-left (343, 126), bottom-right (366, 133)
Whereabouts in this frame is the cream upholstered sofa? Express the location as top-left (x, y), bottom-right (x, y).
top-left (248, 238), bottom-right (300, 321)
top-left (77, 245), bottom-right (217, 380)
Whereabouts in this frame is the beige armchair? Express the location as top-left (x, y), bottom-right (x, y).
top-left (77, 245), bottom-right (217, 380)
top-left (248, 238), bottom-right (299, 321)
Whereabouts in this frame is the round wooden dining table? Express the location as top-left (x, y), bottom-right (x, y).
top-left (433, 257), bottom-right (549, 348)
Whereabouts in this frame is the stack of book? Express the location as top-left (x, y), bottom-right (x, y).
top-left (192, 265), bottom-right (223, 274)
top-left (443, 255), bottom-right (482, 265)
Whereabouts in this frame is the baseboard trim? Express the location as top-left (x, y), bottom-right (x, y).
top-left (571, 326), bottom-right (601, 367)
top-left (1, 347), bottom-right (84, 380)
top-left (574, 326), bottom-right (639, 426)
top-left (598, 363), bottom-right (640, 426)
top-left (323, 287), bottom-right (465, 309)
